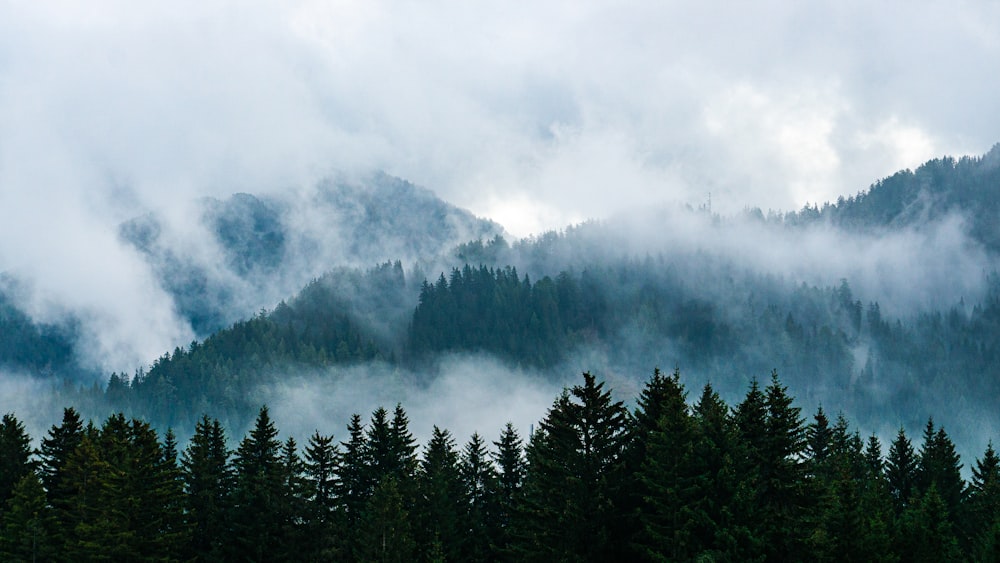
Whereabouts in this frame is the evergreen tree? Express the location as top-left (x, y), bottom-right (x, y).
top-left (277, 437), bottom-right (308, 558)
top-left (967, 442), bottom-right (1000, 559)
top-left (688, 383), bottom-right (742, 560)
top-left (0, 413), bottom-right (34, 510)
top-left (897, 484), bottom-right (963, 562)
top-left (730, 378), bottom-right (769, 559)
top-left (355, 476), bottom-right (415, 563)
top-left (416, 426), bottom-right (464, 562)
top-left (304, 431), bottom-right (341, 561)
top-left (0, 472), bottom-right (57, 562)
top-left (760, 371), bottom-right (808, 561)
top-left (38, 407), bottom-right (84, 513)
top-left (916, 419), bottom-right (964, 526)
top-left (459, 432), bottom-right (497, 562)
top-left (181, 415), bottom-right (232, 561)
top-left (514, 372), bottom-right (630, 562)
top-left (632, 368), bottom-right (699, 561)
top-left (886, 427), bottom-right (918, 513)
top-left (159, 428), bottom-right (189, 557)
top-left (229, 405), bottom-right (285, 561)
top-left (337, 413), bottom-right (368, 559)
top-left (491, 422), bottom-right (524, 559)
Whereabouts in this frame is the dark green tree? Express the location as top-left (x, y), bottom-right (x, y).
top-left (632, 368), bottom-right (699, 561)
top-left (459, 432), bottom-right (497, 562)
top-left (491, 422), bottom-right (524, 558)
top-left (916, 419), bottom-right (964, 526)
top-left (355, 476), bottom-right (415, 563)
top-left (303, 431), bottom-right (341, 561)
top-left (966, 442), bottom-right (1000, 559)
top-left (514, 372), bottom-right (630, 562)
top-left (0, 472), bottom-right (57, 562)
top-left (181, 415), bottom-right (232, 561)
top-left (897, 483), bottom-right (963, 562)
top-left (0, 413), bottom-right (34, 510)
top-left (229, 405), bottom-right (285, 561)
top-left (886, 427), bottom-right (918, 513)
top-left (416, 426), bottom-right (464, 562)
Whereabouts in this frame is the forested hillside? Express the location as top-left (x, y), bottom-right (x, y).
top-left (783, 143), bottom-right (1000, 248)
top-left (2, 370), bottom-right (998, 561)
top-left (2, 148), bottom-right (1000, 463)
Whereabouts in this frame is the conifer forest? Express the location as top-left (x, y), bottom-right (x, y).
top-left (2, 368), bottom-right (1000, 561)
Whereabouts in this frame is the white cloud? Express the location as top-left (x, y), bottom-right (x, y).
top-left (1, 0), bottom-right (999, 370)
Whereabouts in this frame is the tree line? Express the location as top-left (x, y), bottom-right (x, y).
top-left (1, 369), bottom-right (999, 561)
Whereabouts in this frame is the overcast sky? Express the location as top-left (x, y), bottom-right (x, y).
top-left (1, 0), bottom-right (999, 370)
top-left (3, 0), bottom-right (998, 237)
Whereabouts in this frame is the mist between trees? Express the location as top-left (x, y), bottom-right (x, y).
top-left (1, 368), bottom-right (998, 561)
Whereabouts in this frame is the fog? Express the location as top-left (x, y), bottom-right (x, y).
top-left (2, 0), bottom-right (1000, 471)
top-left (3, 0), bottom-right (999, 373)
top-left (260, 355), bottom-right (569, 449)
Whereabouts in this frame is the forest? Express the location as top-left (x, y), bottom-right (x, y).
top-left (1, 369), bottom-right (998, 562)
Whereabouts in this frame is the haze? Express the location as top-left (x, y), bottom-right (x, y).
top-left (2, 0), bottom-right (999, 372)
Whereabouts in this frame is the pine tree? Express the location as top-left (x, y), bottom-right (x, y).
top-left (0, 472), bottom-right (57, 562)
top-left (760, 371), bottom-right (808, 561)
top-left (38, 407), bottom-right (84, 513)
top-left (355, 476), bottom-right (415, 563)
top-left (277, 436), bottom-right (308, 558)
top-left (730, 378), bottom-right (768, 559)
top-left (897, 483), bottom-right (963, 562)
top-left (338, 413), bottom-right (368, 558)
top-left (158, 428), bottom-right (189, 558)
top-left (459, 432), bottom-right (497, 562)
top-left (632, 368), bottom-right (699, 561)
top-left (491, 422), bottom-right (524, 558)
top-left (0, 413), bottom-right (34, 510)
top-left (304, 431), bottom-right (341, 561)
top-left (229, 405), bottom-right (284, 561)
top-left (181, 415), bottom-right (232, 561)
top-left (916, 420), bottom-right (964, 527)
top-left (688, 383), bottom-right (741, 560)
top-left (416, 426), bottom-right (464, 561)
top-left (967, 442), bottom-right (1000, 559)
top-left (886, 427), bottom-right (918, 513)
top-left (514, 372), bottom-right (630, 562)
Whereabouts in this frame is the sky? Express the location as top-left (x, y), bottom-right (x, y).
top-left (1, 0), bottom-right (999, 369)
top-left (2, 1), bottom-right (998, 236)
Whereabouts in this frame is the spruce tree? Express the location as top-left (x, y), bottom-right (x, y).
top-left (967, 442), bottom-right (1000, 559)
top-left (491, 422), bottom-right (524, 558)
top-left (760, 370), bottom-right (808, 561)
top-left (229, 405), bottom-right (284, 561)
top-left (886, 427), bottom-right (918, 513)
top-left (416, 426), bottom-right (464, 562)
top-left (916, 420), bottom-right (964, 526)
top-left (0, 413), bottom-right (34, 510)
top-left (337, 413), bottom-right (368, 557)
top-left (304, 431), bottom-right (341, 561)
top-left (181, 415), bottom-right (232, 561)
top-left (0, 472), bottom-right (57, 562)
top-left (355, 476), bottom-right (415, 563)
top-left (514, 372), bottom-right (630, 562)
top-left (632, 368), bottom-right (698, 561)
top-left (459, 432), bottom-right (497, 561)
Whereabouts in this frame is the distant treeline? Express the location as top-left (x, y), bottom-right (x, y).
top-left (1, 370), bottom-right (998, 561)
top-left (97, 255), bottom-right (1000, 446)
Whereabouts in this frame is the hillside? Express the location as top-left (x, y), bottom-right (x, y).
top-left (3, 147), bottom-right (1000, 451)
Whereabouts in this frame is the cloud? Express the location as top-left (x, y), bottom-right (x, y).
top-left (263, 355), bottom-right (569, 448)
top-left (1, 0), bottom-right (998, 372)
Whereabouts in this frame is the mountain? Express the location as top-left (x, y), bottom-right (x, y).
top-left (783, 143), bottom-right (1000, 250)
top-left (0, 172), bottom-right (501, 382)
top-left (4, 147), bottom-right (1000, 454)
top-left (119, 171), bottom-right (504, 336)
